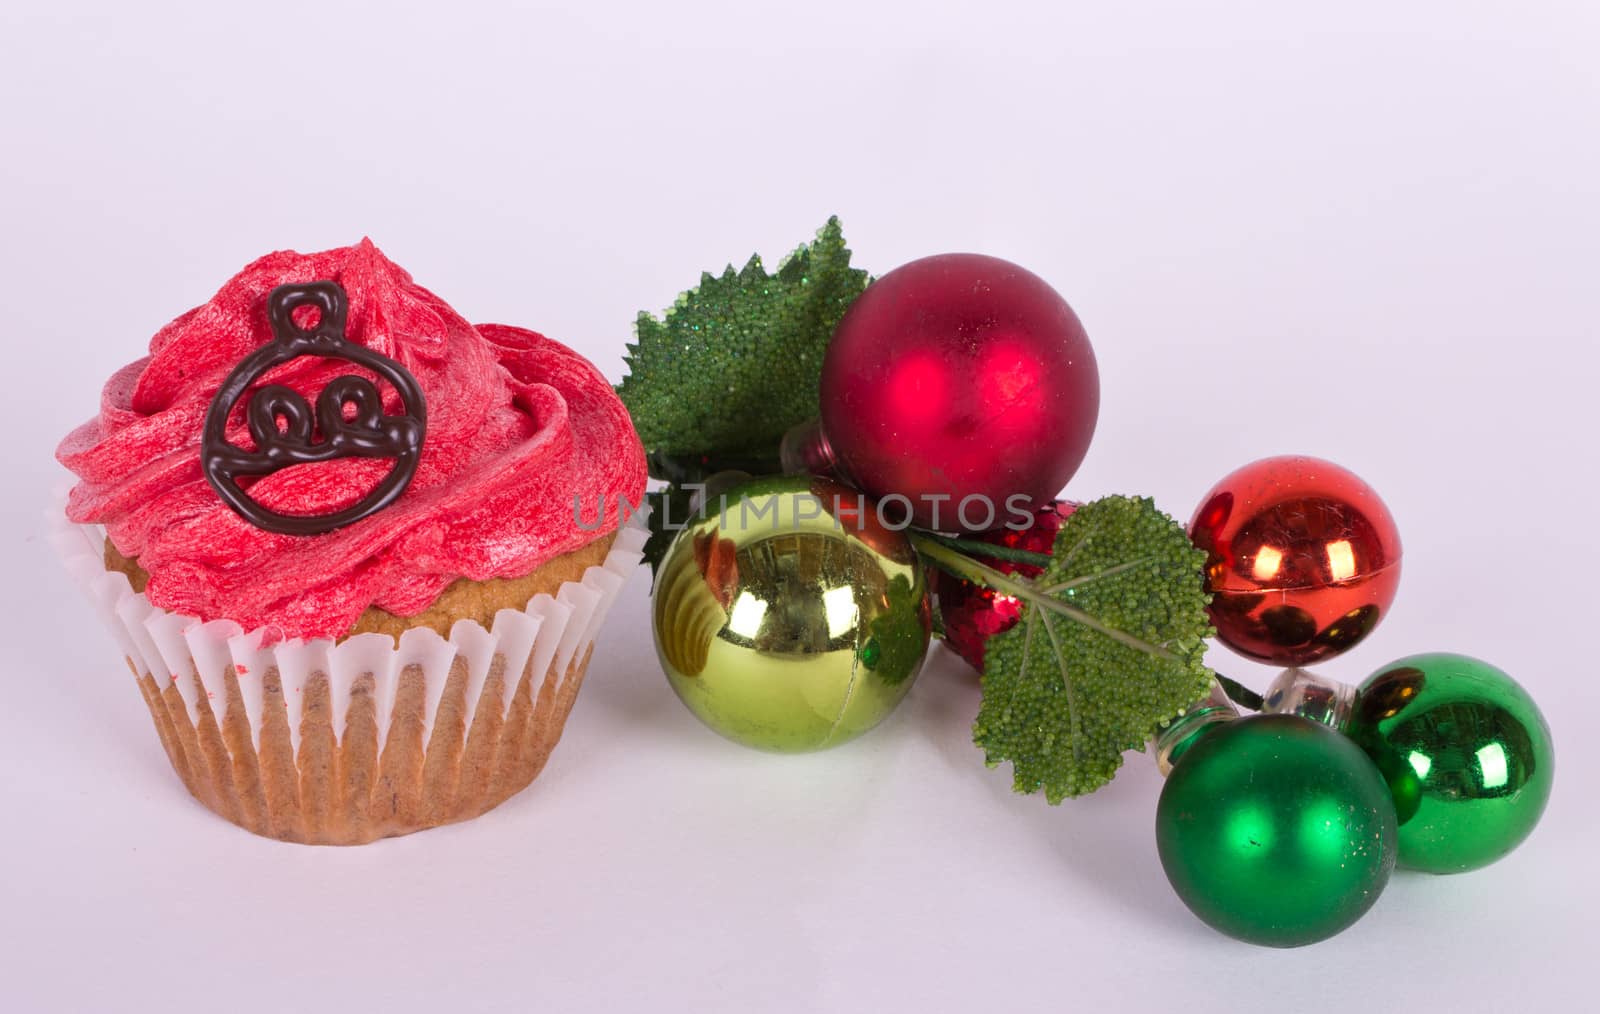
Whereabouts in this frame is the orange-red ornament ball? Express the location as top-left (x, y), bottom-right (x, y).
top-left (1188, 456), bottom-right (1401, 666)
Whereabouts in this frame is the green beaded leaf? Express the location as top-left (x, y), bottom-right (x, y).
top-left (973, 496), bottom-right (1215, 803)
top-left (617, 217), bottom-right (868, 460)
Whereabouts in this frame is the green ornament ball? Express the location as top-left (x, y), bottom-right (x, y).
top-left (1352, 652), bottom-right (1553, 873)
top-left (651, 474), bottom-right (930, 752)
top-left (1156, 714), bottom-right (1398, 947)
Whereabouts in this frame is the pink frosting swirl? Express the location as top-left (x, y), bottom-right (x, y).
top-left (58, 240), bottom-right (646, 639)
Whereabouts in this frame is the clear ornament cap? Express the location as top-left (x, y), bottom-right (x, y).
top-left (1261, 667), bottom-right (1356, 731)
top-left (1154, 680), bottom-right (1239, 775)
top-left (779, 417), bottom-right (838, 477)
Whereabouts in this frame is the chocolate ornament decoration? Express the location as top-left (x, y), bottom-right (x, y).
top-left (201, 281), bottom-right (427, 535)
top-left (1189, 455), bottom-right (1401, 666)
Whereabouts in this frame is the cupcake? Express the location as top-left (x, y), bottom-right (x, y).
top-left (54, 240), bottom-right (647, 844)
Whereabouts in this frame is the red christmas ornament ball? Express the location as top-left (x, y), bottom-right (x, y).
top-left (818, 254), bottom-right (1098, 531)
top-left (1188, 455), bottom-right (1402, 667)
top-left (937, 501), bottom-right (1076, 670)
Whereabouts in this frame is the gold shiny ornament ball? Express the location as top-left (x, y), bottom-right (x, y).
top-left (651, 475), bottom-right (931, 752)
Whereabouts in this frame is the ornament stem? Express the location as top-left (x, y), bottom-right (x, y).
top-left (647, 449), bottom-right (782, 485)
top-left (1215, 673), bottom-right (1265, 712)
top-left (922, 531), bottom-right (1055, 569)
top-left (909, 531), bottom-right (1179, 661)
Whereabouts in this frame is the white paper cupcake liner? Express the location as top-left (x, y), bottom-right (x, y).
top-left (51, 502), bottom-right (649, 844)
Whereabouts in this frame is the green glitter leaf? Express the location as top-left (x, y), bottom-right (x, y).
top-left (617, 217), bottom-right (868, 461)
top-left (640, 484), bottom-right (698, 578)
top-left (968, 496), bottom-right (1216, 803)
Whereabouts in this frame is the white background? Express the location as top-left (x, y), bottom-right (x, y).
top-left (3, 2), bottom-right (1597, 1011)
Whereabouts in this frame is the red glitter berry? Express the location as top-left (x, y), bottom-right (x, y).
top-left (936, 501), bottom-right (1076, 671)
